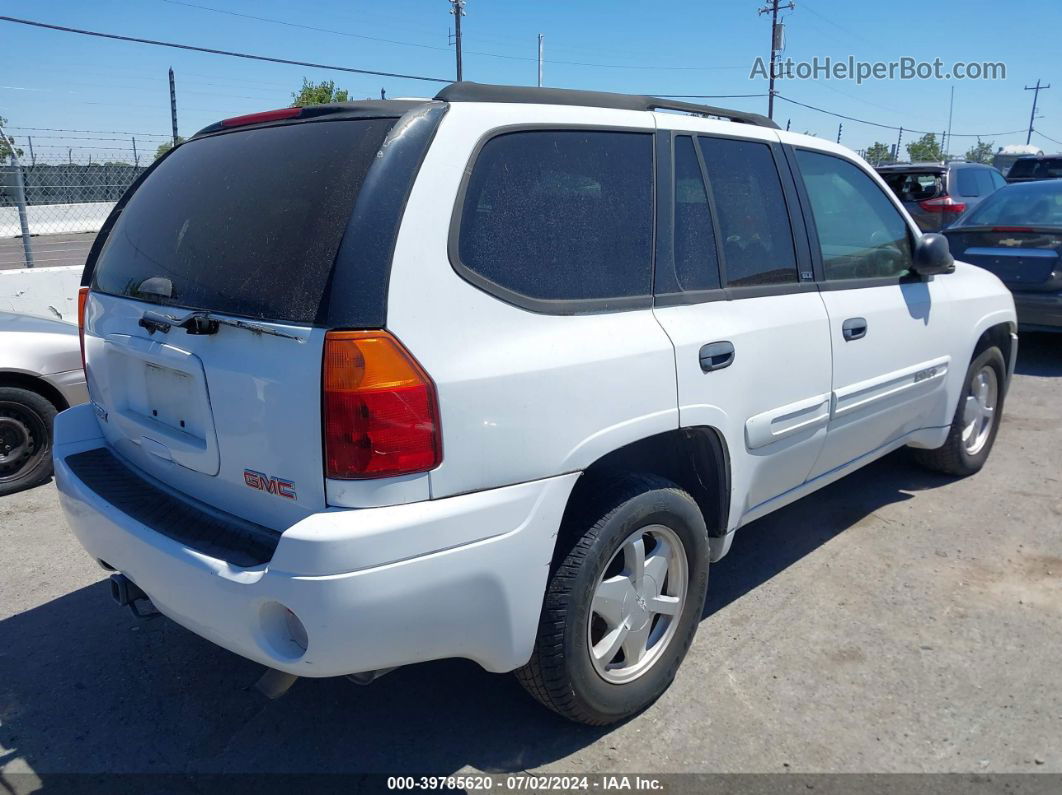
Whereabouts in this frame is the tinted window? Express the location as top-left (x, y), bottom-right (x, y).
top-left (796, 150), bottom-right (913, 280)
top-left (990, 170), bottom-right (1007, 189)
top-left (955, 168), bottom-right (982, 197)
top-left (963, 181), bottom-right (1062, 227)
top-left (698, 137), bottom-right (798, 286)
top-left (1008, 157), bottom-right (1062, 179)
top-left (457, 130), bottom-right (653, 305)
top-left (92, 119), bottom-right (395, 322)
top-left (672, 135), bottom-right (720, 291)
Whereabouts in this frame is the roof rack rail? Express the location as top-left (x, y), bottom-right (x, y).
top-left (434, 82), bottom-right (778, 129)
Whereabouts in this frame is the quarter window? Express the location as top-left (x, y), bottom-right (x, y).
top-left (697, 137), bottom-right (799, 287)
top-left (795, 150), bottom-right (913, 280)
top-left (456, 130), bottom-right (653, 307)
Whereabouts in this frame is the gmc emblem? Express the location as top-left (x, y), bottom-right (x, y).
top-left (243, 469), bottom-right (297, 500)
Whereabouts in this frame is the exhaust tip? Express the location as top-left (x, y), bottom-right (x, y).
top-left (109, 573), bottom-right (147, 607)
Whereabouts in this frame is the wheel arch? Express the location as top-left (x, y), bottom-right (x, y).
top-left (558, 426), bottom-right (731, 558)
top-left (0, 370), bottom-right (70, 412)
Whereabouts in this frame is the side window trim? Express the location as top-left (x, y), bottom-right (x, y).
top-left (788, 144), bottom-right (921, 289)
top-left (780, 143), bottom-right (825, 282)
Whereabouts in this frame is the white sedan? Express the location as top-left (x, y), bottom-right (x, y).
top-left (1, 311), bottom-right (87, 495)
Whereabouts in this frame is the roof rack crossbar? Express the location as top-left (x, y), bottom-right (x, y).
top-left (434, 82), bottom-right (778, 129)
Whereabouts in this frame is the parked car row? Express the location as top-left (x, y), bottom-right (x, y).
top-left (874, 153), bottom-right (1062, 331)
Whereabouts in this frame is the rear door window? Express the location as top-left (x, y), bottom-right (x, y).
top-left (455, 129), bottom-right (654, 309)
top-left (955, 168), bottom-right (982, 197)
top-left (92, 119), bottom-right (396, 323)
top-left (697, 136), bottom-right (798, 287)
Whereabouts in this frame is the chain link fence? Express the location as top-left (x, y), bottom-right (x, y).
top-left (1, 150), bottom-right (151, 271)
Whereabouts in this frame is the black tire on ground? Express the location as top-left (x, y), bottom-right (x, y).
top-left (0, 386), bottom-right (58, 496)
top-left (515, 473), bottom-right (710, 725)
top-left (911, 346), bottom-right (1007, 477)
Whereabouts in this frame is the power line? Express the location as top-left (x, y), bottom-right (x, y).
top-left (0, 15), bottom-right (452, 84)
top-left (658, 93), bottom-right (769, 99)
top-left (8, 126), bottom-right (170, 137)
top-left (774, 95), bottom-right (1026, 138)
top-left (1034, 129), bottom-right (1062, 146)
top-left (158, 0), bottom-right (744, 72)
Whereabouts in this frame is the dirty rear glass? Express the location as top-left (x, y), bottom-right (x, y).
top-left (91, 118), bottom-right (396, 323)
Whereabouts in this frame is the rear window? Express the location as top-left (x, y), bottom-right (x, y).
top-left (92, 119), bottom-right (396, 323)
top-left (880, 171), bottom-right (944, 202)
top-left (1007, 157), bottom-right (1062, 180)
top-left (963, 182), bottom-right (1062, 227)
top-left (455, 129), bottom-right (654, 309)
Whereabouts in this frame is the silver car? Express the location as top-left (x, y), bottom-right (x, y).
top-left (1, 311), bottom-right (87, 495)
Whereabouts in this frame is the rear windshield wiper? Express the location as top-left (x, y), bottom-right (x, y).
top-left (138, 309), bottom-right (305, 342)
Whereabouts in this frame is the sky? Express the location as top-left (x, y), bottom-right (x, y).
top-left (1, 0), bottom-right (1060, 164)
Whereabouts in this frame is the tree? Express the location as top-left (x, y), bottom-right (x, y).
top-left (155, 136), bottom-right (186, 159)
top-left (964, 139), bottom-right (994, 165)
top-left (0, 116), bottom-right (25, 164)
top-left (291, 78), bottom-right (349, 107)
top-left (865, 141), bottom-right (893, 164)
top-left (906, 133), bottom-right (943, 163)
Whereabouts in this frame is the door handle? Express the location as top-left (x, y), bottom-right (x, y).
top-left (842, 317), bottom-right (868, 341)
top-left (699, 341), bottom-right (735, 372)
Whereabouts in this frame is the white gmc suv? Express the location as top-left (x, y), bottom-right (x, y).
top-left (55, 83), bottom-right (1017, 725)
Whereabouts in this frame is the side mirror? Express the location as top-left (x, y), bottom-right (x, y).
top-left (911, 233), bottom-right (955, 277)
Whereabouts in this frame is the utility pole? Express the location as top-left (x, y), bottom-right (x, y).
top-left (945, 85), bottom-right (955, 160)
top-left (1024, 79), bottom-right (1050, 145)
top-left (537, 33), bottom-right (544, 87)
top-left (132, 136), bottom-right (139, 167)
top-left (836, 123), bottom-right (842, 144)
top-left (449, 0), bottom-right (466, 82)
top-left (27, 135), bottom-right (35, 166)
top-left (758, 0), bottom-right (795, 119)
top-left (169, 67), bottom-right (179, 147)
top-left (381, 88), bottom-right (386, 99)
top-left (895, 126), bottom-right (904, 162)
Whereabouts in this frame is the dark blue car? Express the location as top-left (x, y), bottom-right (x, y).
top-left (944, 179), bottom-right (1062, 331)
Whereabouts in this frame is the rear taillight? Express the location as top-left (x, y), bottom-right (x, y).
top-left (919, 195), bottom-right (966, 214)
top-left (322, 330), bottom-right (441, 479)
top-left (77, 286), bottom-right (89, 371)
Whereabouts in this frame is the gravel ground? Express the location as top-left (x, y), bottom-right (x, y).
top-left (1, 333), bottom-right (1059, 783)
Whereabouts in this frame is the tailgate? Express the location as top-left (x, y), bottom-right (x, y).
top-left (81, 116), bottom-right (399, 529)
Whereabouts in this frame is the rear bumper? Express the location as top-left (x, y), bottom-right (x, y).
top-left (54, 403), bottom-right (578, 677)
top-left (1014, 290), bottom-right (1062, 330)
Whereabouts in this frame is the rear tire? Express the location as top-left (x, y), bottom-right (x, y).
top-left (515, 474), bottom-right (710, 725)
top-left (0, 387), bottom-right (58, 496)
top-left (912, 346), bottom-right (1006, 476)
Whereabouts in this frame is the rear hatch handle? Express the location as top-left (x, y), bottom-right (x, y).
top-left (138, 309), bottom-right (304, 342)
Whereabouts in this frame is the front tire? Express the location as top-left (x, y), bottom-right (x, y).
top-left (0, 386), bottom-right (58, 496)
top-left (912, 346), bottom-right (1006, 476)
top-left (515, 474), bottom-right (710, 725)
